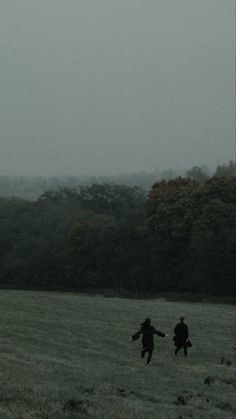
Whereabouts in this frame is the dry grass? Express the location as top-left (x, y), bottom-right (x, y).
top-left (0, 290), bottom-right (235, 418)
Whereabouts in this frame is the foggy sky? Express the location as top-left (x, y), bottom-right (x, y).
top-left (0, 0), bottom-right (235, 176)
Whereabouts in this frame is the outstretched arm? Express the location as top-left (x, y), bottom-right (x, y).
top-left (154, 329), bottom-right (166, 337)
top-left (131, 330), bottom-right (141, 341)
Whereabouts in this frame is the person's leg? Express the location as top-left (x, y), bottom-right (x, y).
top-left (175, 345), bottom-right (181, 355)
top-left (147, 350), bottom-right (153, 364)
top-left (141, 348), bottom-right (147, 358)
top-left (184, 343), bottom-right (188, 356)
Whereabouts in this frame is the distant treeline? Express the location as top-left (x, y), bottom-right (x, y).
top-left (0, 161), bottom-right (235, 296)
top-left (1, 161), bottom-right (235, 200)
top-left (0, 171), bottom-right (178, 200)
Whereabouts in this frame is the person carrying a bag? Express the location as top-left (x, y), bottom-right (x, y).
top-left (173, 316), bottom-right (191, 356)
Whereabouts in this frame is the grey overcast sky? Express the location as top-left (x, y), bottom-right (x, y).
top-left (0, 0), bottom-right (235, 176)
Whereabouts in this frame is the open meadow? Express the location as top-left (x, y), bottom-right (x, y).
top-left (0, 291), bottom-right (235, 419)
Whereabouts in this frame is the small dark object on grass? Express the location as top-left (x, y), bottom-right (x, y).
top-left (174, 395), bottom-right (187, 405)
top-left (84, 387), bottom-right (95, 394)
top-left (204, 376), bottom-right (215, 386)
top-left (220, 356), bottom-right (225, 364)
top-left (117, 388), bottom-right (125, 394)
top-left (117, 388), bottom-right (127, 397)
top-left (63, 399), bottom-right (84, 411)
top-left (226, 360), bottom-right (232, 366)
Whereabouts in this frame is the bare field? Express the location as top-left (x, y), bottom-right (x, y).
top-left (0, 291), bottom-right (235, 418)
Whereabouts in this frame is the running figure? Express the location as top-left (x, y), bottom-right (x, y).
top-left (131, 318), bottom-right (166, 365)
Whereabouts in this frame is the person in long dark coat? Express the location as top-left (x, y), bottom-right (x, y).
top-left (173, 316), bottom-right (189, 356)
top-left (131, 318), bottom-right (166, 365)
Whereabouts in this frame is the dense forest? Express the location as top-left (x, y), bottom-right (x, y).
top-left (0, 162), bottom-right (235, 296)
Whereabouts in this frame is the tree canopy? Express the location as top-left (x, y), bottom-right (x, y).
top-left (0, 175), bottom-right (235, 296)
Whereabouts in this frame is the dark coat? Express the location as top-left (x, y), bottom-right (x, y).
top-left (173, 322), bottom-right (189, 346)
top-left (132, 325), bottom-right (165, 350)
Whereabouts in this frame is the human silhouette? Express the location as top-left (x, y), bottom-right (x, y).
top-left (173, 316), bottom-right (190, 356)
top-left (131, 318), bottom-right (166, 365)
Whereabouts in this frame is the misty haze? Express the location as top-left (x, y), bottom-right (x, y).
top-left (0, 0), bottom-right (235, 176)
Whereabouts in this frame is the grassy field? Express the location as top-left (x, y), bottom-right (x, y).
top-left (0, 291), bottom-right (235, 419)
